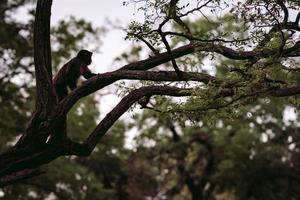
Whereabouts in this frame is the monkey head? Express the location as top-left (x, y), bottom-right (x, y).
top-left (77, 49), bottom-right (93, 65)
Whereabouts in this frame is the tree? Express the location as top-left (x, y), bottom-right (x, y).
top-left (0, 0), bottom-right (299, 188)
top-left (126, 94), bottom-right (300, 199)
top-left (0, 0), bottom-right (115, 197)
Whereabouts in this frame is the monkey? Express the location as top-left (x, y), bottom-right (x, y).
top-left (53, 49), bottom-right (96, 102)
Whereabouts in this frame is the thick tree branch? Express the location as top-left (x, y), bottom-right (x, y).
top-left (121, 43), bottom-right (195, 71)
top-left (34, 0), bottom-right (55, 113)
top-left (65, 86), bottom-right (193, 156)
top-left (58, 70), bottom-right (216, 116)
top-left (0, 140), bottom-right (67, 186)
top-left (168, 0), bottom-right (179, 18)
top-left (270, 85), bottom-right (300, 97)
top-left (283, 40), bottom-right (300, 56)
top-left (101, 70), bottom-right (217, 83)
top-left (0, 169), bottom-right (44, 187)
top-left (13, 0), bottom-right (56, 150)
